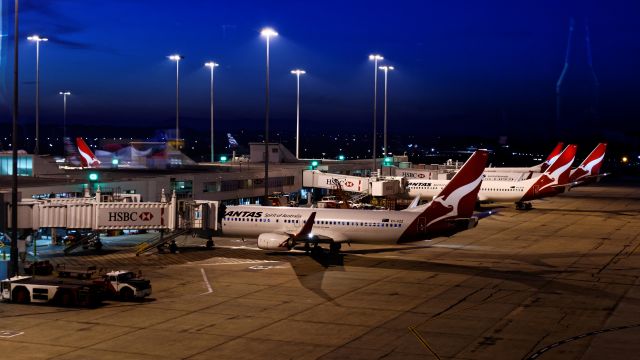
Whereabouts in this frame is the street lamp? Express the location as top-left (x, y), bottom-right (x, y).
top-left (369, 54), bottom-right (383, 173)
top-left (261, 27), bottom-right (278, 204)
top-left (205, 61), bottom-right (219, 163)
top-left (28, 34), bottom-right (48, 155)
top-left (168, 54), bottom-right (183, 148)
top-left (58, 91), bottom-right (71, 141)
top-left (379, 65), bottom-right (394, 158)
top-left (290, 69), bottom-right (306, 159)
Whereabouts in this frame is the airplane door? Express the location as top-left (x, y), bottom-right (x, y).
top-left (418, 217), bottom-right (427, 233)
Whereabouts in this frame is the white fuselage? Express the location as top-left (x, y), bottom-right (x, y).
top-left (407, 178), bottom-right (534, 203)
top-left (222, 205), bottom-right (417, 244)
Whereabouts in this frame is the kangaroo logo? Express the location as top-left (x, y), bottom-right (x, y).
top-left (426, 173), bottom-right (484, 227)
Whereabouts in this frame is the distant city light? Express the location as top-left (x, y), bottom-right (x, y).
top-left (622, 156), bottom-right (628, 163)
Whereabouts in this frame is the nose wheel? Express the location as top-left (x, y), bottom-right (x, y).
top-left (515, 202), bottom-right (532, 210)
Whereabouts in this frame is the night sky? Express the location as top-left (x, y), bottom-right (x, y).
top-left (1, 1), bottom-right (640, 151)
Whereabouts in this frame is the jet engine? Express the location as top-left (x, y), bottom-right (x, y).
top-left (452, 217), bottom-right (478, 230)
top-left (257, 233), bottom-right (293, 251)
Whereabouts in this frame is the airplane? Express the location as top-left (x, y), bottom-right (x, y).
top-left (76, 137), bottom-right (101, 168)
top-left (485, 142), bottom-right (565, 174)
top-left (407, 145), bottom-right (577, 210)
top-left (483, 142), bottom-right (564, 175)
top-left (221, 150), bottom-right (489, 255)
top-left (568, 143), bottom-right (607, 185)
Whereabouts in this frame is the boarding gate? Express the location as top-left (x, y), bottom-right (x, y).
top-left (4, 188), bottom-right (219, 254)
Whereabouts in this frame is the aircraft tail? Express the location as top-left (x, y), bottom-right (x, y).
top-left (540, 142), bottom-right (564, 172)
top-left (398, 150), bottom-right (487, 242)
top-left (422, 150), bottom-right (488, 222)
top-left (523, 144), bottom-right (577, 200)
top-left (76, 137), bottom-right (101, 168)
top-left (569, 143), bottom-right (607, 183)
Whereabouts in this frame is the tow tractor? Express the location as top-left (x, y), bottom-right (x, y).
top-left (102, 270), bottom-right (152, 300)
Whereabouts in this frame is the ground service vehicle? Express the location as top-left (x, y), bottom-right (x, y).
top-left (1, 276), bottom-right (104, 307)
top-left (103, 270), bottom-right (152, 300)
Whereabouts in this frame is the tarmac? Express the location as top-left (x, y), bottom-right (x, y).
top-left (0, 180), bottom-right (639, 359)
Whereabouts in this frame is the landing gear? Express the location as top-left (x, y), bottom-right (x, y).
top-left (329, 242), bottom-right (342, 255)
top-left (205, 239), bottom-right (214, 248)
top-left (516, 202), bottom-right (533, 210)
top-left (169, 240), bottom-right (178, 254)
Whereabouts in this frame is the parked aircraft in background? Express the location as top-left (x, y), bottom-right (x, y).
top-left (76, 137), bottom-right (101, 168)
top-left (569, 143), bottom-right (607, 185)
top-left (484, 142), bottom-right (564, 174)
top-left (221, 150), bottom-right (489, 254)
top-left (408, 145), bottom-right (577, 210)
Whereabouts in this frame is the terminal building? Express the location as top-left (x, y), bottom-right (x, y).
top-left (0, 144), bottom-right (398, 206)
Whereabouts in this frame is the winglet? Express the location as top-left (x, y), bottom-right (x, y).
top-left (541, 142), bottom-right (565, 172)
top-left (408, 195), bottom-right (421, 209)
top-left (76, 137), bottom-right (101, 168)
top-left (294, 212), bottom-right (316, 240)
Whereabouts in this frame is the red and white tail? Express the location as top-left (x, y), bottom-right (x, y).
top-left (398, 150), bottom-right (488, 242)
top-left (76, 137), bottom-right (101, 168)
top-left (569, 143), bottom-right (607, 183)
top-left (522, 144), bottom-right (576, 201)
top-left (540, 142), bottom-right (564, 172)
top-left (423, 150), bottom-right (488, 223)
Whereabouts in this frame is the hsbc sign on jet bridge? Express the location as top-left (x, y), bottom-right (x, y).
top-left (97, 206), bottom-right (165, 229)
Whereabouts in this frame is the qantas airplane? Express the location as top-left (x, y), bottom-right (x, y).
top-left (568, 143), bottom-right (607, 185)
top-left (76, 137), bottom-right (101, 168)
top-left (221, 150), bottom-right (488, 254)
top-left (407, 145), bottom-right (577, 210)
top-left (484, 142), bottom-right (564, 174)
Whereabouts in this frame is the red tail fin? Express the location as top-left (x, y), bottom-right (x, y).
top-left (526, 144), bottom-right (577, 199)
top-left (76, 137), bottom-right (101, 168)
top-left (397, 150), bottom-right (488, 242)
top-left (569, 143), bottom-right (607, 183)
top-left (423, 150), bottom-right (488, 223)
top-left (540, 142), bottom-right (564, 172)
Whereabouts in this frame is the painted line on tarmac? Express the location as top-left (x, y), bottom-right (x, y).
top-left (524, 323), bottom-right (640, 360)
top-left (408, 326), bottom-right (441, 360)
top-left (200, 268), bottom-right (213, 295)
top-left (0, 330), bottom-right (24, 338)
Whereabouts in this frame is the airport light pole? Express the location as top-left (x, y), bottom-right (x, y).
top-left (261, 27), bottom-right (277, 204)
top-left (290, 69), bottom-right (305, 159)
top-left (10, 0), bottom-right (20, 276)
top-left (168, 54), bottom-right (183, 148)
top-left (205, 61), bottom-right (219, 163)
top-left (59, 91), bottom-right (71, 141)
top-left (369, 54), bottom-right (383, 174)
top-left (379, 65), bottom-right (394, 158)
top-left (28, 34), bottom-right (48, 155)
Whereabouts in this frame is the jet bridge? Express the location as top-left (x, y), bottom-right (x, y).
top-left (6, 188), bottom-right (219, 232)
top-left (302, 170), bottom-right (403, 196)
